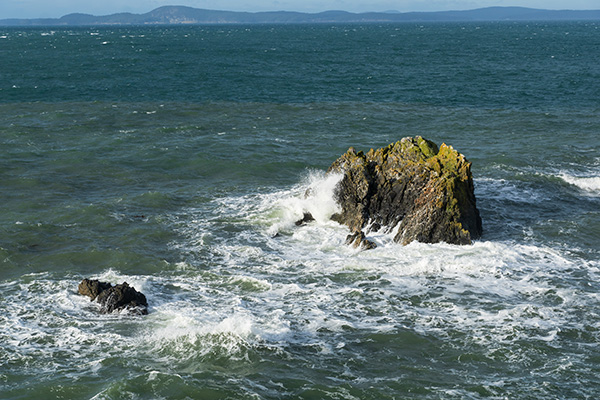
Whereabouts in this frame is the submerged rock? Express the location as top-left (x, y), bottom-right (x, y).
top-left (345, 230), bottom-right (377, 250)
top-left (295, 212), bottom-right (315, 226)
top-left (78, 278), bottom-right (148, 315)
top-left (328, 136), bottom-right (482, 246)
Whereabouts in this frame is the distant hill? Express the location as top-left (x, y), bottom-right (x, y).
top-left (2, 6), bottom-right (600, 26)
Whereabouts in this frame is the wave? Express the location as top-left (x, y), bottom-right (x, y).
top-left (258, 170), bottom-right (343, 237)
top-left (558, 172), bottom-right (600, 195)
top-left (2, 171), bottom-right (600, 398)
top-left (480, 160), bottom-right (600, 197)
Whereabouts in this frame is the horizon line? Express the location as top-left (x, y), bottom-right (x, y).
top-left (4, 5), bottom-right (600, 20)
top-left (2, 5), bottom-right (600, 25)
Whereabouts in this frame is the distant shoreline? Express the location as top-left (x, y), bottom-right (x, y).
top-left (2, 5), bottom-right (600, 26)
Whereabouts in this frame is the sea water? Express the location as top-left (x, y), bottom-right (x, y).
top-left (1, 22), bottom-right (599, 399)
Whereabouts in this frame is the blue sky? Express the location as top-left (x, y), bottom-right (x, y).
top-left (1, 0), bottom-right (598, 19)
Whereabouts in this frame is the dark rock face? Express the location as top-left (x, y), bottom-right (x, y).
top-left (78, 279), bottom-right (112, 300)
top-left (328, 136), bottom-right (482, 246)
top-left (78, 279), bottom-right (148, 315)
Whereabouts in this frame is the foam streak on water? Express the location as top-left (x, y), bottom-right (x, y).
top-left (1, 168), bottom-right (596, 398)
top-left (1, 115), bottom-right (599, 399)
top-left (163, 171), bottom-right (599, 397)
top-left (0, 120), bottom-right (596, 395)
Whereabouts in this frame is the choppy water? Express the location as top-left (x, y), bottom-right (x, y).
top-left (1, 22), bottom-right (599, 399)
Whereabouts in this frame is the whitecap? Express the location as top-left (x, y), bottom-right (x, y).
top-left (94, 269), bottom-right (150, 295)
top-left (262, 170), bottom-right (342, 236)
top-left (558, 172), bottom-right (600, 195)
top-left (137, 295), bottom-right (290, 364)
top-left (161, 169), bottom-right (600, 375)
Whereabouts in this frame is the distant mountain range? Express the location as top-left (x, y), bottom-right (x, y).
top-left (2, 6), bottom-right (600, 26)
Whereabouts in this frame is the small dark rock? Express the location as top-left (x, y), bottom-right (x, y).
top-left (78, 278), bottom-right (148, 315)
top-left (295, 212), bottom-right (315, 226)
top-left (96, 282), bottom-right (148, 315)
top-left (345, 230), bottom-right (377, 250)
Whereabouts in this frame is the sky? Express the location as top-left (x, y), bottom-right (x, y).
top-left (1, 0), bottom-right (599, 19)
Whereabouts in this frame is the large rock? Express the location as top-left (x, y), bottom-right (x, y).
top-left (327, 136), bottom-right (482, 246)
top-left (78, 279), bottom-right (148, 315)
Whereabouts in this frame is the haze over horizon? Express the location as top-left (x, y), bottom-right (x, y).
top-left (1, 0), bottom-right (598, 19)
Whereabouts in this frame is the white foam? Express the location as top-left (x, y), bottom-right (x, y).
top-left (0, 276), bottom-right (129, 372)
top-left (95, 269), bottom-right (149, 295)
top-left (3, 171), bottom-right (598, 391)
top-left (559, 172), bottom-right (600, 195)
top-left (262, 170), bottom-right (342, 236)
top-left (1, 243), bottom-right (596, 390)
top-left (148, 170), bottom-right (600, 364)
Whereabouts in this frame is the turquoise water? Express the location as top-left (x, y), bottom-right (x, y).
top-left (1, 23), bottom-right (599, 399)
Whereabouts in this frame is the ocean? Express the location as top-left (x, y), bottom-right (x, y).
top-left (1, 22), bottom-right (599, 399)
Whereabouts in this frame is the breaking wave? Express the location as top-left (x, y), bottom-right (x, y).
top-left (2, 171), bottom-right (599, 399)
top-left (558, 172), bottom-right (600, 195)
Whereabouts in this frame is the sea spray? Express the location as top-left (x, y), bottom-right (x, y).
top-left (264, 170), bottom-right (343, 236)
top-left (2, 165), bottom-right (599, 400)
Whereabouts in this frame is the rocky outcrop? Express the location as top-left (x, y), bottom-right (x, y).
top-left (78, 279), bottom-right (148, 315)
top-left (327, 136), bottom-right (482, 246)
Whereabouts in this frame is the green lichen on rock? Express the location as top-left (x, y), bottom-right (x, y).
top-left (328, 136), bottom-right (482, 246)
top-left (399, 136), bottom-right (439, 161)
